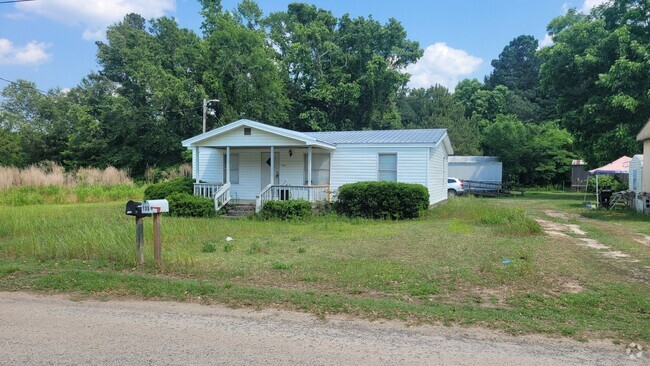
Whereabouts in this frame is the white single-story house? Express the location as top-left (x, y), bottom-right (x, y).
top-left (181, 119), bottom-right (453, 211)
top-left (448, 156), bottom-right (502, 184)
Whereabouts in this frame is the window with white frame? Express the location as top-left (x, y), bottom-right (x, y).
top-left (378, 153), bottom-right (397, 182)
top-left (304, 153), bottom-right (330, 185)
top-left (223, 154), bottom-right (239, 184)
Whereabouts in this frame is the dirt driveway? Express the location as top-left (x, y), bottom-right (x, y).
top-left (0, 292), bottom-right (640, 365)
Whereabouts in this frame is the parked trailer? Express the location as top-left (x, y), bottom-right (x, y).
top-left (449, 156), bottom-right (502, 184)
top-left (462, 180), bottom-right (525, 197)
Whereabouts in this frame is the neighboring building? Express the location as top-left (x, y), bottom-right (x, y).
top-left (182, 119), bottom-right (453, 211)
top-left (635, 119), bottom-right (650, 214)
top-left (629, 155), bottom-right (644, 212)
top-left (448, 156), bottom-right (502, 183)
top-left (571, 160), bottom-right (589, 191)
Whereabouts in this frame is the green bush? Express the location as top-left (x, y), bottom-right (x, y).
top-left (259, 200), bottom-right (312, 220)
top-left (144, 177), bottom-right (193, 199)
top-left (335, 181), bottom-right (429, 219)
top-left (167, 192), bottom-right (215, 218)
top-left (586, 175), bottom-right (625, 193)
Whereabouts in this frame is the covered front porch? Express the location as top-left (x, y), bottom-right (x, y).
top-left (182, 120), bottom-right (335, 212)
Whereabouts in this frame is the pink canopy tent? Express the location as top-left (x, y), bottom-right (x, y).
top-left (589, 156), bottom-right (632, 175)
top-left (585, 156), bottom-right (631, 206)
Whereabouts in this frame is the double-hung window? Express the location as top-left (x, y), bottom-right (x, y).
top-left (378, 154), bottom-right (397, 182)
top-left (223, 154), bottom-right (239, 184)
top-left (304, 153), bottom-right (330, 185)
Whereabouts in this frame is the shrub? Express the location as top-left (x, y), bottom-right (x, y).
top-left (144, 177), bottom-right (194, 199)
top-left (166, 192), bottom-right (215, 218)
top-left (335, 181), bottom-right (429, 219)
top-left (259, 200), bottom-right (312, 220)
top-left (586, 175), bottom-right (625, 193)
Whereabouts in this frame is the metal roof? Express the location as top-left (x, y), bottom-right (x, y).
top-left (304, 129), bottom-right (446, 145)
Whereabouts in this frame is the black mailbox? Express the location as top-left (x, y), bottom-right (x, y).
top-left (125, 200), bottom-right (151, 218)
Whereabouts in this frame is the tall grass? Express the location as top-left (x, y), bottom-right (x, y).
top-left (0, 162), bottom-right (132, 190)
top-left (144, 163), bottom-right (192, 183)
top-left (0, 163), bottom-right (141, 206)
top-left (430, 196), bottom-right (541, 235)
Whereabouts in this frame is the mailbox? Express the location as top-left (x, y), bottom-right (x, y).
top-left (142, 199), bottom-right (169, 214)
top-left (125, 200), bottom-right (151, 218)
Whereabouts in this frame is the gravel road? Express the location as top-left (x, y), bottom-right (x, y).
top-left (0, 291), bottom-right (642, 365)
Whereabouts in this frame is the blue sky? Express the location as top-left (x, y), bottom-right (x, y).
top-left (0, 0), bottom-right (605, 93)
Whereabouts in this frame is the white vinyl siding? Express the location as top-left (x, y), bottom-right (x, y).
top-left (195, 147), bottom-right (222, 183)
top-left (200, 126), bottom-right (307, 147)
top-left (304, 153), bottom-right (330, 185)
top-left (223, 154), bottom-right (239, 184)
top-left (378, 154), bottom-right (397, 182)
top-left (330, 145), bottom-right (440, 203)
top-left (428, 144), bottom-right (448, 204)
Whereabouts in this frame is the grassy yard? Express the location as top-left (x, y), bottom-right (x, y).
top-left (0, 192), bottom-right (648, 343)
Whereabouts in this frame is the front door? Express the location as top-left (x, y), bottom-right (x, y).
top-left (261, 152), bottom-right (280, 189)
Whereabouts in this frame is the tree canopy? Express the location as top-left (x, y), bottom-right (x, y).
top-left (1, 0), bottom-right (646, 186)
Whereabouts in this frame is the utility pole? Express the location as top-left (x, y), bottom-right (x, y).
top-left (202, 98), bottom-right (220, 133)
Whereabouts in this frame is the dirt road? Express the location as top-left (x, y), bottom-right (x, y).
top-left (0, 292), bottom-right (640, 365)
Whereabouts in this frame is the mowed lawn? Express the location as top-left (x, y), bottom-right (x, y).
top-left (0, 192), bottom-right (648, 343)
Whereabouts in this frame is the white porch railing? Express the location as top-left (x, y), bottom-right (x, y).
top-left (194, 183), bottom-right (224, 199)
top-left (213, 182), bottom-right (231, 211)
top-left (255, 185), bottom-right (330, 212)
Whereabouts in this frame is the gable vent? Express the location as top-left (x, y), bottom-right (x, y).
top-left (244, 127), bottom-right (251, 135)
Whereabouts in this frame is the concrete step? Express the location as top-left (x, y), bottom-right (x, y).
top-left (222, 203), bottom-right (256, 217)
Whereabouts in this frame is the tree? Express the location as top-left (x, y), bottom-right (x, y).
top-left (265, 3), bottom-right (421, 131)
top-left (485, 35), bottom-right (541, 93)
top-left (95, 13), bottom-right (207, 175)
top-left (481, 114), bottom-right (574, 185)
top-left (0, 80), bottom-right (72, 165)
top-left (397, 85), bottom-right (481, 155)
top-left (200, 0), bottom-right (290, 128)
top-left (540, 0), bottom-right (650, 167)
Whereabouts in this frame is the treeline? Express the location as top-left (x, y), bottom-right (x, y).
top-left (1, 0), bottom-right (647, 186)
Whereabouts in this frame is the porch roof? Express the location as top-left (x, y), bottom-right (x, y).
top-left (182, 119), bottom-right (335, 149)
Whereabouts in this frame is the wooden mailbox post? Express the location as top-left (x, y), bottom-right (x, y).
top-left (125, 199), bottom-right (169, 266)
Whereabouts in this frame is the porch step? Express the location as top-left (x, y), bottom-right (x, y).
top-left (222, 203), bottom-right (256, 218)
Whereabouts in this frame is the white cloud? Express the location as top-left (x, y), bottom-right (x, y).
top-left (405, 42), bottom-right (483, 90)
top-left (581, 0), bottom-right (608, 13)
top-left (538, 34), bottom-right (554, 49)
top-left (0, 38), bottom-right (52, 65)
top-left (16, 0), bottom-right (176, 41)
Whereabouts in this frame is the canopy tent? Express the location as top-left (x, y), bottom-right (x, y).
top-left (584, 156), bottom-right (631, 206)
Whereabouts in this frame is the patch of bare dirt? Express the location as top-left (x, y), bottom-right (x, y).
top-left (579, 238), bottom-right (610, 250)
top-left (543, 210), bottom-right (577, 221)
top-left (634, 234), bottom-right (650, 247)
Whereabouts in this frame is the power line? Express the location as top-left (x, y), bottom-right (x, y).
top-left (0, 76), bottom-right (48, 94)
top-left (0, 0), bottom-right (36, 4)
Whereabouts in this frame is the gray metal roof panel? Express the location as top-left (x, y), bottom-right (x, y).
top-left (304, 129), bottom-right (446, 145)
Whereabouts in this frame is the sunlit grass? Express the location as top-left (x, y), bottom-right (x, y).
top-left (0, 193), bottom-right (648, 342)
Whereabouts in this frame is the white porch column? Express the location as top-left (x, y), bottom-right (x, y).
top-left (270, 146), bottom-right (275, 185)
top-left (307, 146), bottom-right (313, 186)
top-left (195, 146), bottom-right (200, 183)
top-left (226, 146), bottom-right (231, 184)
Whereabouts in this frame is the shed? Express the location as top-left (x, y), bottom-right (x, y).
top-left (448, 156), bottom-right (502, 183)
top-left (571, 160), bottom-right (589, 191)
top-left (182, 119), bottom-right (453, 212)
